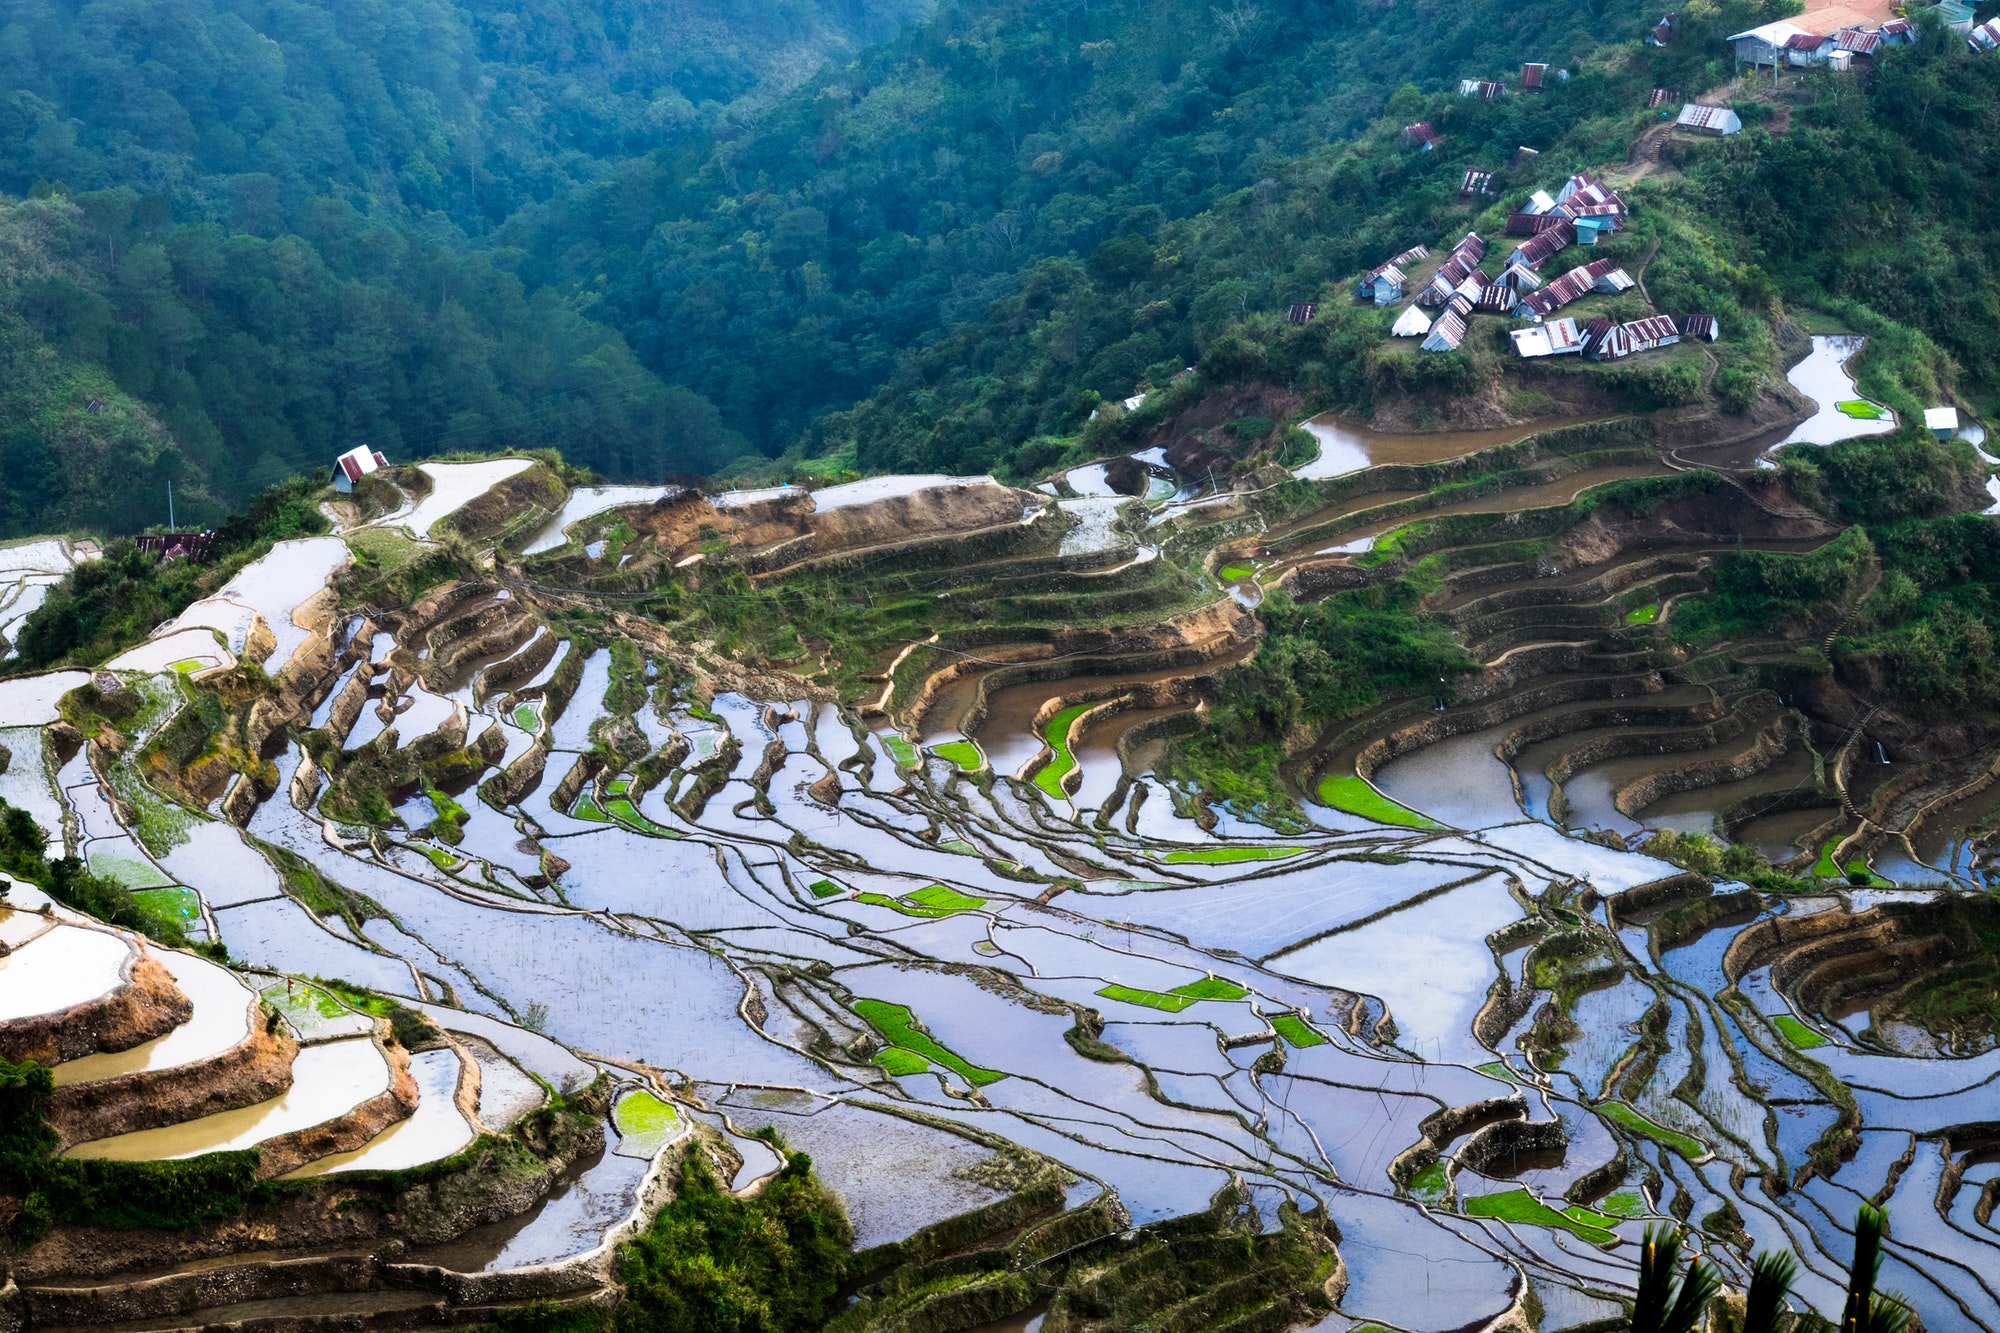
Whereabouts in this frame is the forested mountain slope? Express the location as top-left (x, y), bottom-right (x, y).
top-left (0, 0), bottom-right (926, 532)
top-left (5, 0), bottom-right (2000, 536)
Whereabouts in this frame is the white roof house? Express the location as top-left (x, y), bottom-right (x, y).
top-left (1925, 406), bottom-right (1960, 438)
top-left (1729, 19), bottom-right (1810, 64)
top-left (1677, 104), bottom-right (1742, 135)
top-left (1391, 305), bottom-right (1434, 337)
top-left (1522, 190), bottom-right (1558, 215)
top-left (1511, 318), bottom-right (1585, 358)
top-left (330, 445), bottom-right (389, 493)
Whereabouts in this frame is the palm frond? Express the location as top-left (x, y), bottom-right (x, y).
top-left (1746, 1249), bottom-right (1800, 1333)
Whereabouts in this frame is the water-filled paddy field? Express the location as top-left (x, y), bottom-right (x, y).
top-left (20, 455), bottom-right (2000, 1331)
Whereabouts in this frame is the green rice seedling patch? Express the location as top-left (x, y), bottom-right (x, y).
top-left (1771, 1013), bottom-right (1828, 1048)
top-left (1837, 399), bottom-right (1887, 420)
top-left (613, 1088), bottom-right (680, 1137)
top-left (512, 703), bottom-right (540, 731)
top-left (1097, 977), bottom-right (1248, 1012)
top-left (882, 735), bottom-right (919, 768)
top-left (89, 851), bottom-right (175, 890)
top-left (1271, 1014), bottom-right (1327, 1047)
top-left (1813, 840), bottom-right (1842, 878)
top-left (906, 884), bottom-right (986, 912)
top-left (1476, 1061), bottom-right (1519, 1083)
top-left (1159, 844), bottom-right (1305, 864)
top-left (1844, 859), bottom-right (1893, 887)
top-left (1463, 1188), bottom-right (1617, 1244)
top-left (130, 886), bottom-right (201, 922)
top-left (1600, 1101), bottom-right (1708, 1160)
top-left (853, 998), bottom-right (1004, 1086)
top-left (1625, 603), bottom-right (1659, 624)
top-left (571, 792), bottom-right (611, 822)
top-left (939, 838), bottom-right (979, 855)
top-left (605, 777), bottom-right (631, 796)
top-left (872, 1047), bottom-right (930, 1077)
top-left (1218, 563), bottom-right (1256, 582)
top-left (1314, 775), bottom-right (1441, 829)
top-left (1408, 1160), bottom-right (1449, 1202)
top-left (607, 797), bottom-right (681, 838)
top-left (171, 659), bottom-right (204, 674)
top-left (1033, 703), bottom-right (1095, 799)
top-left (415, 843), bottom-right (462, 870)
top-left (1599, 1190), bottom-right (1646, 1219)
top-left (854, 885), bottom-right (986, 918)
top-left (808, 879), bottom-right (844, 899)
top-left (932, 740), bottom-right (983, 771)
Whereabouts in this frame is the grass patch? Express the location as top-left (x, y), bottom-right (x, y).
top-left (882, 735), bottom-right (919, 769)
top-left (1032, 702), bottom-right (1094, 799)
top-left (1270, 1014), bottom-right (1327, 1047)
top-left (852, 998), bottom-right (1005, 1086)
top-left (808, 879), bottom-right (844, 899)
top-left (1159, 844), bottom-right (1305, 864)
top-left (1771, 1013), bottom-right (1829, 1048)
top-left (854, 885), bottom-right (987, 918)
top-left (931, 740), bottom-right (983, 771)
top-left (1462, 1188), bottom-right (1618, 1244)
top-left (128, 886), bottom-right (200, 923)
top-left (1625, 603), bottom-right (1659, 624)
top-left (1837, 399), bottom-right (1888, 420)
top-left (1314, 775), bottom-right (1440, 829)
top-left (1096, 977), bottom-right (1249, 1013)
top-left (1600, 1101), bottom-right (1707, 1160)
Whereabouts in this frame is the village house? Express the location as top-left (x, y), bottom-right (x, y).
top-left (1582, 314), bottom-right (1680, 361)
top-left (1511, 146), bottom-right (1541, 171)
top-left (1422, 306), bottom-right (1469, 352)
top-left (1970, 16), bottom-right (2000, 50)
top-left (1925, 406), bottom-right (1960, 439)
top-left (1459, 79), bottom-right (1508, 99)
top-left (1476, 284), bottom-right (1520, 314)
top-left (1462, 169), bottom-right (1496, 197)
top-left (1391, 305), bottom-right (1433, 337)
top-left (1510, 223), bottom-right (1574, 271)
top-left (1521, 62), bottom-right (1549, 91)
top-left (1287, 303), bottom-right (1317, 324)
top-left (1511, 318), bottom-right (1584, 357)
top-left (1677, 103), bottom-right (1742, 135)
top-left (1675, 313), bottom-right (1720, 341)
top-left (1354, 244), bottom-right (1428, 305)
top-left (331, 444), bottom-right (390, 493)
top-left (1500, 262), bottom-right (1544, 292)
top-left (1648, 13), bottom-right (1676, 45)
top-left (1646, 88), bottom-right (1673, 109)
top-left (1519, 257), bottom-right (1622, 318)
top-left (1404, 121), bottom-right (1441, 151)
top-left (1939, 0), bottom-right (1975, 32)
top-left (1418, 233), bottom-right (1489, 306)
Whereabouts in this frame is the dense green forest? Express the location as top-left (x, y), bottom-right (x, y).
top-left (0, 0), bottom-right (925, 532)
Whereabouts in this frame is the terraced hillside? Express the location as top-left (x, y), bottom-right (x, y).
top-left (0, 327), bottom-right (1999, 1333)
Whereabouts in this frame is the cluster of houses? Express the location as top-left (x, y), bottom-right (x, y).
top-left (1349, 171), bottom-right (1718, 362)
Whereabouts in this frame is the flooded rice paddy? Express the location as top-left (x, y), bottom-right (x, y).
top-left (1779, 336), bottom-right (1898, 447)
top-left (17, 453), bottom-right (2000, 1328)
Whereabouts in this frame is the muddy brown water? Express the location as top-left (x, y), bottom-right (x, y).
top-left (1295, 414), bottom-right (1600, 481)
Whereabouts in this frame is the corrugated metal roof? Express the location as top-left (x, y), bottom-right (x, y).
top-left (1422, 309), bottom-right (1468, 351)
top-left (1646, 87), bottom-right (1672, 108)
top-left (1677, 103), bottom-right (1737, 131)
top-left (1512, 224), bottom-right (1575, 270)
top-left (1521, 62), bottom-right (1547, 89)
top-left (1835, 28), bottom-right (1880, 53)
